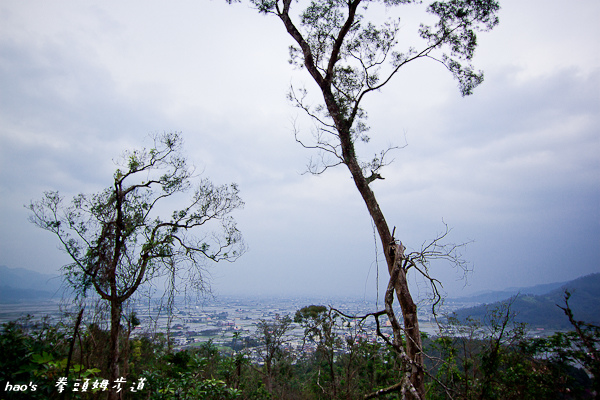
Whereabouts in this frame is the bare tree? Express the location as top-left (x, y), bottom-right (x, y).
top-left (227, 0), bottom-right (499, 397)
top-left (28, 132), bottom-right (245, 399)
top-left (254, 315), bottom-right (293, 393)
top-left (295, 305), bottom-right (344, 397)
top-left (558, 291), bottom-right (600, 395)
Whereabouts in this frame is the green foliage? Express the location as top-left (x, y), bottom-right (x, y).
top-left (426, 298), bottom-right (596, 399)
top-left (293, 306), bottom-right (406, 399)
top-left (524, 291), bottom-right (600, 397)
top-left (3, 298), bottom-right (598, 399)
top-left (294, 304), bottom-right (327, 322)
top-left (0, 316), bottom-right (92, 399)
top-left (136, 340), bottom-right (244, 400)
top-left (143, 352), bottom-right (241, 400)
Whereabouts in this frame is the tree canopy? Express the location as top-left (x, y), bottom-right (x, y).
top-left (28, 132), bottom-right (245, 303)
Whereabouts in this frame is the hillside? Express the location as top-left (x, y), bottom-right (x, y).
top-left (451, 273), bottom-right (600, 329)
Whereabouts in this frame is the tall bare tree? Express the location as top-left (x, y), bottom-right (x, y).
top-left (28, 132), bottom-right (245, 399)
top-left (227, 0), bottom-right (499, 397)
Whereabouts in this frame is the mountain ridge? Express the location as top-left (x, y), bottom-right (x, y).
top-left (0, 265), bottom-right (63, 303)
top-left (451, 273), bottom-right (600, 329)
top-left (449, 280), bottom-right (569, 304)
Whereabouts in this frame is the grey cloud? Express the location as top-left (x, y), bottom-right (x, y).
top-left (0, 0), bottom-right (598, 300)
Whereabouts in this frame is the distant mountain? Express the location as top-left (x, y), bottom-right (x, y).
top-left (449, 280), bottom-right (569, 304)
top-left (451, 273), bottom-right (600, 329)
top-left (0, 265), bottom-right (63, 303)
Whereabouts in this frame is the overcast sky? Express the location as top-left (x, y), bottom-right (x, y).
top-left (1, 0), bottom-right (598, 302)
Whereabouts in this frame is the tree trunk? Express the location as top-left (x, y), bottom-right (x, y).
top-left (61, 308), bottom-right (85, 400)
top-left (108, 300), bottom-right (122, 400)
top-left (340, 131), bottom-right (425, 398)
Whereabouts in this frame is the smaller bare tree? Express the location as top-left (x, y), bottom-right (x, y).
top-left (27, 132), bottom-right (245, 399)
top-left (254, 315), bottom-right (294, 393)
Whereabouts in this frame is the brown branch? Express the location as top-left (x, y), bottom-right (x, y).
top-left (325, 0), bottom-right (361, 84)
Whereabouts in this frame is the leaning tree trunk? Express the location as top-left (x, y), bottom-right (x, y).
top-left (346, 146), bottom-right (425, 398)
top-left (335, 118), bottom-right (425, 397)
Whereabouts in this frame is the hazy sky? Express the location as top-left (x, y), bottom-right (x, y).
top-left (1, 0), bottom-right (598, 301)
